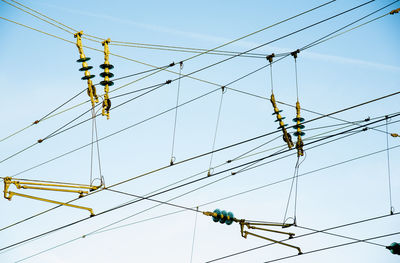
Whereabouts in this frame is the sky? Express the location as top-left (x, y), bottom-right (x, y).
top-left (0, 0), bottom-right (399, 262)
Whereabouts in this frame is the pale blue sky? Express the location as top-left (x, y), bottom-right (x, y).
top-left (0, 1), bottom-right (399, 262)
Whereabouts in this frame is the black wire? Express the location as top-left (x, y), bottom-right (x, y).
top-left (37, 88), bottom-right (87, 123)
top-left (94, 63), bottom-right (175, 86)
top-left (0, 1), bottom-right (380, 165)
top-left (265, 231), bottom-right (400, 263)
top-left (1, 115), bottom-right (397, 252)
top-left (300, 0), bottom-right (400, 51)
top-left (206, 212), bottom-right (400, 262)
top-left (106, 188), bottom-right (200, 213)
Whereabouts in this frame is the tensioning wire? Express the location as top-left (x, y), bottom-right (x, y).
top-left (2, 113), bottom-right (395, 254)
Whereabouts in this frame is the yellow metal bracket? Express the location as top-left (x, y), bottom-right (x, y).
top-left (270, 93), bottom-right (294, 149)
top-left (203, 210), bottom-right (302, 254)
top-left (74, 31), bottom-right (99, 107)
top-left (391, 133), bottom-right (399, 138)
top-left (3, 177), bottom-right (102, 216)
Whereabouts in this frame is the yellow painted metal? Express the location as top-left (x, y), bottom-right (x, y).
top-left (295, 101), bottom-right (304, 157)
top-left (390, 8), bottom-right (400, 14)
top-left (102, 38), bottom-right (111, 119)
top-left (391, 133), bottom-right (399, 138)
top-left (74, 31), bottom-right (98, 107)
top-left (240, 227), bottom-right (302, 254)
top-left (270, 93), bottom-right (294, 149)
top-left (6, 191), bottom-right (94, 216)
top-left (203, 210), bottom-right (301, 254)
top-left (3, 177), bottom-right (100, 215)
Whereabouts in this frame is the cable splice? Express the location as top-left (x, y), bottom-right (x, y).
top-left (203, 209), bottom-right (302, 254)
top-left (74, 31), bottom-right (98, 107)
top-left (100, 38), bottom-right (114, 119)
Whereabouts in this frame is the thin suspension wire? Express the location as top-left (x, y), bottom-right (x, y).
top-left (385, 117), bottom-right (394, 214)
top-left (88, 143), bottom-right (400, 238)
top-left (296, 225), bottom-right (385, 247)
top-left (5, 124), bottom-right (396, 260)
top-left (90, 108), bottom-right (95, 185)
top-left (171, 62), bottom-right (183, 165)
top-left (265, 231), bottom-right (400, 263)
top-left (269, 62), bottom-right (274, 94)
top-left (0, 0), bottom-right (390, 146)
top-left (294, 58), bottom-right (299, 101)
top-left (1, 111), bottom-right (398, 242)
top-left (207, 212), bottom-right (400, 262)
top-left (208, 89), bottom-right (225, 175)
top-left (283, 157), bottom-right (300, 225)
top-left (190, 206), bottom-right (199, 263)
top-left (0, 121), bottom-right (382, 253)
top-left (93, 109), bottom-right (103, 185)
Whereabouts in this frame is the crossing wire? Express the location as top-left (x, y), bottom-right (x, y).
top-left (265, 231), bottom-right (400, 263)
top-left (206, 212), bottom-right (400, 262)
top-left (1, 114), bottom-right (397, 254)
top-left (82, 143), bottom-right (400, 238)
top-left (5, 120), bottom-right (400, 261)
top-left (0, 0), bottom-right (391, 146)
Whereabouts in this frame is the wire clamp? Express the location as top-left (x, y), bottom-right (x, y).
top-left (266, 53), bottom-right (275, 63)
top-left (290, 49), bottom-right (300, 59)
top-left (390, 8), bottom-right (400, 15)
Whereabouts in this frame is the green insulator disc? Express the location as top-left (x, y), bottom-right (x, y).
top-left (275, 117), bottom-right (286, 122)
top-left (100, 72), bottom-right (114, 78)
top-left (212, 209), bottom-right (221, 222)
top-left (292, 117), bottom-right (305, 122)
top-left (77, 57), bottom-right (91, 62)
top-left (79, 66), bottom-right (93, 71)
top-left (100, 63), bottom-right (114, 69)
top-left (272, 110), bottom-right (283, 115)
top-left (81, 75), bottom-right (95, 80)
top-left (277, 124), bottom-right (288, 130)
top-left (292, 124), bottom-right (305, 129)
top-left (294, 131), bottom-right (305, 136)
top-left (220, 210), bottom-right (227, 224)
top-left (226, 212), bottom-right (234, 225)
top-left (100, 80), bottom-right (114, 86)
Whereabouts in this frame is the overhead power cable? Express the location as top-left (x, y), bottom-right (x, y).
top-left (0, 0), bottom-right (392, 148)
top-left (58, 141), bottom-right (400, 245)
top-left (6, 123), bottom-right (400, 261)
top-left (265, 231), bottom-right (400, 263)
top-left (1, 114), bottom-right (397, 254)
top-left (0, 112), bottom-right (377, 236)
top-left (206, 212), bottom-right (400, 262)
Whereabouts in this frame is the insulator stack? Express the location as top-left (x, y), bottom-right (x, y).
top-left (387, 242), bottom-right (400, 255)
top-left (100, 38), bottom-right (114, 119)
top-left (204, 209), bottom-right (235, 225)
top-left (270, 93), bottom-right (294, 149)
top-left (74, 31), bottom-right (98, 107)
top-left (202, 208), bottom-right (302, 254)
top-left (293, 101), bottom-right (305, 156)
